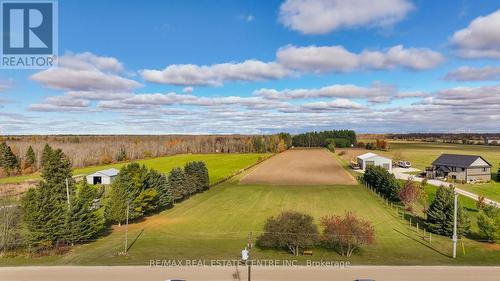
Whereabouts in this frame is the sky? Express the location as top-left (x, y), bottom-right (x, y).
top-left (1, 0), bottom-right (500, 135)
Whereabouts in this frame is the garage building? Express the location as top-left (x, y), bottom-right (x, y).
top-left (86, 168), bottom-right (119, 185)
top-left (357, 153), bottom-right (392, 171)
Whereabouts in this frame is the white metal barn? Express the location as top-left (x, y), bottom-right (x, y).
top-left (357, 153), bottom-right (392, 171)
top-left (86, 168), bottom-right (119, 185)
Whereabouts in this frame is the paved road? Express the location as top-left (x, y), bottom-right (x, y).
top-left (1, 266), bottom-right (499, 281)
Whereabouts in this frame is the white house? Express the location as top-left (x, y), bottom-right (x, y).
top-left (86, 168), bottom-right (119, 185)
top-left (357, 153), bottom-right (392, 171)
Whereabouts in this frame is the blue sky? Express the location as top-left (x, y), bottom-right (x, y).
top-left (1, 0), bottom-right (500, 134)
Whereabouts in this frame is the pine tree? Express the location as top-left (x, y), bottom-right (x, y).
top-left (168, 167), bottom-right (186, 202)
top-left (25, 146), bottom-right (36, 168)
top-left (184, 161), bottom-right (209, 192)
top-left (67, 181), bottom-right (104, 244)
top-left (427, 185), bottom-right (470, 237)
top-left (40, 143), bottom-right (52, 168)
top-left (105, 170), bottom-right (132, 225)
top-left (146, 169), bottom-right (172, 210)
top-left (0, 142), bottom-right (19, 170)
top-left (21, 145), bottom-right (77, 247)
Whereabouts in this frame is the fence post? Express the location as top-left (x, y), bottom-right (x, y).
top-left (416, 223), bottom-right (419, 233)
top-left (429, 232), bottom-right (432, 243)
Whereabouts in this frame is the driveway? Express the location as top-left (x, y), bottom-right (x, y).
top-left (355, 167), bottom-right (500, 207)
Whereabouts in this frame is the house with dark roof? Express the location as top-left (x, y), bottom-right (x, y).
top-left (426, 154), bottom-right (492, 182)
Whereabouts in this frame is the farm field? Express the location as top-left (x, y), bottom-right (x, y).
top-left (1, 149), bottom-right (499, 266)
top-left (338, 141), bottom-right (500, 202)
top-left (0, 153), bottom-right (271, 185)
top-left (240, 148), bottom-right (356, 185)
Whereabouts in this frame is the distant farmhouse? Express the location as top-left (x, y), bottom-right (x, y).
top-left (426, 154), bottom-right (492, 182)
top-left (357, 153), bottom-right (392, 171)
top-left (86, 168), bottom-right (120, 185)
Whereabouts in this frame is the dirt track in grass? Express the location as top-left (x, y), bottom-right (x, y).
top-left (240, 148), bottom-right (357, 185)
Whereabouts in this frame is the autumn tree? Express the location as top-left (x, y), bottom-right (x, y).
top-left (0, 193), bottom-right (23, 253)
top-left (398, 177), bottom-right (421, 212)
top-left (257, 211), bottom-right (319, 256)
top-left (321, 212), bottom-right (375, 257)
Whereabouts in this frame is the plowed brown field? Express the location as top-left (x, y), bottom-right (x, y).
top-left (240, 148), bottom-right (356, 185)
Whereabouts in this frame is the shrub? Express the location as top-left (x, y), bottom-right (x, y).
top-left (258, 211), bottom-right (319, 256)
top-left (477, 206), bottom-right (500, 243)
top-left (321, 212), bottom-right (374, 257)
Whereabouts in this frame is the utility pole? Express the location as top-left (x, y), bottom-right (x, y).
top-left (65, 178), bottom-right (71, 208)
top-left (247, 232), bottom-right (252, 281)
top-left (452, 191), bottom-right (458, 259)
top-left (125, 200), bottom-right (129, 254)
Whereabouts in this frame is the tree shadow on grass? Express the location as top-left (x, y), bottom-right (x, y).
top-left (393, 228), bottom-right (451, 258)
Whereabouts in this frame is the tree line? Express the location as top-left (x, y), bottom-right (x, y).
top-left (5, 144), bottom-right (211, 253)
top-left (0, 134), bottom-right (292, 176)
top-left (105, 161), bottom-right (209, 225)
top-left (292, 130), bottom-right (357, 148)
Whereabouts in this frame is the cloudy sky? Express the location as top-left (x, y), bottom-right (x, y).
top-left (1, 0), bottom-right (500, 134)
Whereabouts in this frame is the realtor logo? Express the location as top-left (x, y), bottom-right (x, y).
top-left (1, 0), bottom-right (58, 69)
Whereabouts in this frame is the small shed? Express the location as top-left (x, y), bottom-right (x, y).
top-left (86, 168), bottom-right (119, 185)
top-left (357, 153), bottom-right (392, 171)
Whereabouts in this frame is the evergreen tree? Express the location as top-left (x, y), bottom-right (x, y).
top-left (40, 143), bottom-right (52, 168)
top-left (168, 167), bottom-right (186, 202)
top-left (105, 171), bottom-right (130, 225)
top-left (67, 181), bottom-right (104, 244)
top-left (0, 142), bottom-right (19, 170)
top-left (427, 185), bottom-right (470, 237)
top-left (25, 145), bottom-right (36, 168)
top-left (105, 163), bottom-right (158, 224)
top-left (21, 146), bottom-right (75, 247)
top-left (184, 161), bottom-right (209, 192)
top-left (146, 169), bottom-right (172, 210)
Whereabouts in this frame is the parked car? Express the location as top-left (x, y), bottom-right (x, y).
top-left (398, 161), bottom-right (412, 168)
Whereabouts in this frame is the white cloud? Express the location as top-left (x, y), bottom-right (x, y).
top-left (445, 66), bottom-right (500, 81)
top-left (0, 79), bottom-right (13, 92)
top-left (451, 10), bottom-right (500, 59)
top-left (141, 60), bottom-right (289, 86)
top-left (277, 45), bottom-right (444, 72)
top-left (182, 87), bottom-right (194, 93)
top-left (279, 0), bottom-right (414, 34)
top-left (30, 52), bottom-right (142, 91)
top-left (254, 83), bottom-right (395, 103)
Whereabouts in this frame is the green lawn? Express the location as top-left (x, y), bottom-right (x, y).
top-left (2, 178), bottom-right (498, 266)
top-left (354, 141), bottom-right (500, 202)
top-left (0, 153), bottom-right (271, 185)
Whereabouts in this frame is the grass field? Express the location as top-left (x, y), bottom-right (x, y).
top-left (3, 180), bottom-right (498, 266)
top-left (0, 153), bottom-right (271, 185)
top-left (2, 151), bottom-right (499, 266)
top-left (339, 141), bottom-right (500, 202)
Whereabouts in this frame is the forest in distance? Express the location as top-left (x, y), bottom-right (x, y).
top-left (0, 134), bottom-right (293, 171)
